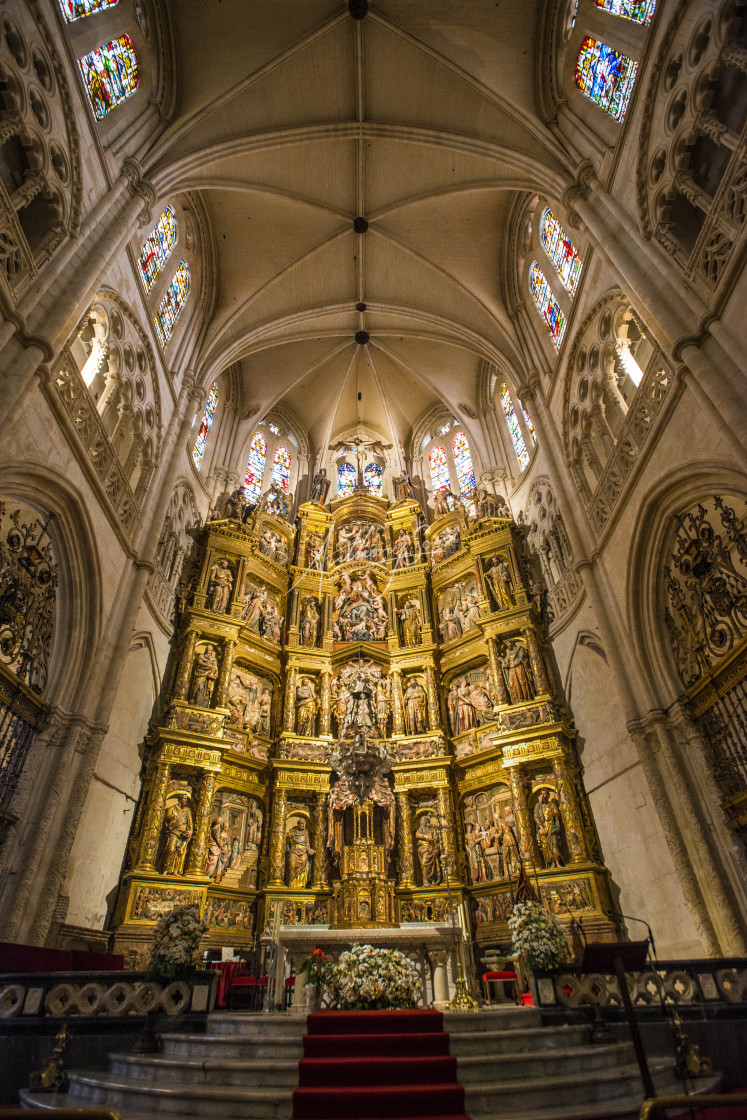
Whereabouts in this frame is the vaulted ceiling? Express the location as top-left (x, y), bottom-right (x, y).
top-left (147, 0), bottom-right (571, 459)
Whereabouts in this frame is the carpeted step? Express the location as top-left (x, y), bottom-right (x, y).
top-left (293, 1084), bottom-right (465, 1119)
top-left (298, 1054), bottom-right (457, 1086)
top-left (302, 1030), bottom-right (451, 1058)
top-left (306, 1009), bottom-right (444, 1034)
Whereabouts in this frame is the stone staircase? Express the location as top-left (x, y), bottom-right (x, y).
top-left (20, 1006), bottom-right (716, 1120)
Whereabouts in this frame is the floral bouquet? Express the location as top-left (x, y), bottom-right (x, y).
top-left (300, 947), bottom-right (329, 993)
top-left (326, 944), bottom-right (422, 1010)
top-left (147, 903), bottom-right (208, 983)
top-left (508, 900), bottom-right (568, 972)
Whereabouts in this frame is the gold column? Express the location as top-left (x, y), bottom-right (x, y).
top-left (174, 629), bottom-right (197, 701)
top-left (135, 758), bottom-right (171, 870)
top-left (425, 665), bottom-right (440, 731)
top-left (419, 586), bottom-right (433, 643)
top-left (186, 770), bottom-right (217, 876)
top-left (392, 670), bottom-right (405, 735)
top-left (552, 756), bottom-right (588, 863)
top-left (436, 787), bottom-right (458, 883)
top-left (269, 788), bottom-right (288, 885)
top-left (283, 668), bottom-right (297, 732)
top-left (523, 626), bottom-right (550, 696)
top-left (320, 670), bottom-right (332, 736)
top-left (472, 558), bottom-right (488, 602)
top-left (214, 638), bottom-right (236, 708)
top-left (396, 791), bottom-right (415, 887)
top-left (487, 637), bottom-right (510, 706)
top-left (312, 791), bottom-right (328, 887)
top-left (508, 768), bottom-right (537, 866)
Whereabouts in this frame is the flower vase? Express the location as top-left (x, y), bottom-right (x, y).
top-left (305, 983), bottom-right (322, 1013)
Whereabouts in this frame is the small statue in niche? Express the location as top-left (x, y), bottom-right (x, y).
top-left (286, 819), bottom-right (314, 888)
top-left (394, 527), bottom-right (415, 568)
top-left (208, 504), bottom-right (222, 522)
top-left (485, 555), bottom-right (514, 611)
top-left (295, 676), bottom-right (319, 736)
top-left (415, 814), bottom-right (442, 886)
top-left (204, 816), bottom-right (230, 882)
top-left (465, 821), bottom-right (490, 884)
top-left (403, 677), bottom-right (427, 735)
top-left (159, 789), bottom-right (194, 875)
top-left (306, 530), bottom-right (325, 570)
top-left (533, 788), bottom-right (565, 869)
top-left (433, 487), bottom-right (457, 517)
top-left (476, 487), bottom-right (498, 519)
top-left (439, 607), bottom-right (462, 643)
top-left (299, 596), bottom-right (321, 648)
top-left (207, 559), bottom-right (234, 613)
top-left (499, 638), bottom-right (535, 703)
top-left (393, 471), bottom-right (413, 502)
top-left (190, 643), bottom-right (219, 707)
top-left (397, 597), bottom-right (422, 646)
top-left (311, 468), bottom-right (330, 504)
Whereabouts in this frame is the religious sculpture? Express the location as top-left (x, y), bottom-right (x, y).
top-left (433, 487), bottom-right (458, 517)
top-left (485, 555), bottom-right (515, 611)
top-left (430, 525), bottom-right (461, 566)
top-left (207, 559), bottom-right (234, 613)
top-left (286, 819), bottom-right (314, 888)
top-left (394, 528), bottom-right (415, 568)
top-left (306, 530), bottom-right (325, 570)
top-left (403, 677), bottom-right (427, 735)
top-left (242, 580), bottom-right (283, 643)
top-left (397, 597), bottom-right (422, 646)
top-left (446, 673), bottom-right (495, 735)
top-left (204, 817), bottom-right (230, 882)
top-left (534, 788), bottom-right (565, 869)
top-left (499, 638), bottom-right (535, 703)
top-left (465, 821), bottom-right (490, 884)
top-left (393, 471), bottom-right (413, 502)
top-left (310, 468), bottom-right (330, 504)
top-left (415, 814), bottom-right (442, 886)
top-left (295, 676), bottom-right (319, 736)
top-left (159, 790), bottom-right (194, 875)
top-left (189, 643), bottom-right (219, 707)
top-left (226, 667), bottom-right (273, 737)
top-left (258, 528), bottom-right (288, 567)
top-left (439, 579), bottom-right (480, 637)
top-left (332, 569), bottom-right (388, 642)
top-left (261, 483), bottom-right (293, 521)
top-left (335, 520), bottom-right (386, 564)
top-left (225, 488), bottom-right (254, 523)
top-left (299, 596), bottom-right (321, 648)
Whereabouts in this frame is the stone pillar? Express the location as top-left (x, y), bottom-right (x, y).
top-left (392, 671), bottom-right (405, 735)
top-left (214, 638), bottom-right (236, 709)
top-left (523, 626), bottom-right (550, 697)
top-left (436, 787), bottom-right (457, 882)
top-left (174, 629), bottom-right (198, 700)
top-left (551, 757), bottom-right (587, 864)
top-left (312, 791), bottom-right (328, 888)
top-left (135, 759), bottom-right (171, 870)
top-left (290, 950), bottom-right (310, 1015)
top-left (430, 949), bottom-right (450, 1008)
top-left (487, 637), bottom-right (510, 706)
top-left (283, 668), bottom-right (297, 733)
top-left (508, 768), bottom-right (536, 866)
top-left (269, 789), bottom-right (288, 886)
top-left (320, 671), bottom-right (332, 737)
top-left (396, 791), bottom-right (415, 887)
top-left (186, 771), bottom-right (217, 877)
top-left (425, 665), bottom-right (440, 731)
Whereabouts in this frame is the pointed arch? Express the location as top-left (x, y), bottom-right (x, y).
top-left (138, 205), bottom-right (178, 292)
top-left (192, 382), bottom-right (218, 470)
top-left (271, 445), bottom-right (292, 491)
top-left (245, 432), bottom-right (268, 502)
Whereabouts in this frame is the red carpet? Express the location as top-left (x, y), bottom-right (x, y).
top-left (292, 1009), bottom-right (470, 1120)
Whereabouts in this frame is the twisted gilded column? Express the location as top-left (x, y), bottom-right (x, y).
top-left (214, 638), bottom-right (236, 709)
top-left (269, 789), bottom-right (288, 886)
top-left (436, 787), bottom-right (458, 883)
top-left (425, 666), bottom-right (440, 731)
top-left (551, 757), bottom-right (587, 864)
top-left (283, 668), bottom-right (297, 732)
top-left (320, 671), bottom-right (332, 737)
top-left (391, 670), bottom-right (405, 735)
top-left (523, 626), bottom-right (550, 697)
top-left (396, 791), bottom-right (415, 887)
top-left (487, 637), bottom-right (510, 706)
top-left (508, 768), bottom-right (536, 865)
top-left (135, 759), bottom-right (171, 870)
top-left (186, 771), bottom-right (217, 876)
top-left (312, 791), bottom-right (328, 887)
top-left (174, 629), bottom-right (198, 700)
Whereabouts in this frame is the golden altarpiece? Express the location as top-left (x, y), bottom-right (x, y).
top-left (112, 476), bottom-right (619, 964)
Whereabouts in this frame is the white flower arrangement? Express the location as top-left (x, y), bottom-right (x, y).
top-left (147, 903), bottom-right (208, 983)
top-left (508, 900), bottom-right (568, 972)
top-left (326, 944), bottom-right (422, 1010)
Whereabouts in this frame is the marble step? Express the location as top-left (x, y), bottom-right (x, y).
top-left (109, 1052), bottom-right (300, 1089)
top-left (456, 1040), bottom-right (635, 1083)
top-left (448, 1022), bottom-right (590, 1055)
top-left (206, 1012), bottom-right (306, 1040)
top-left (161, 1031), bottom-right (304, 1061)
top-left (444, 1007), bottom-right (541, 1033)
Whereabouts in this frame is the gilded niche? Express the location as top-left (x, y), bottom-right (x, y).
top-left (335, 519), bottom-right (387, 564)
top-left (241, 577), bottom-right (283, 643)
top-left (437, 577), bottom-right (480, 641)
top-left (226, 666), bottom-right (273, 737)
top-left (446, 667), bottom-right (496, 735)
top-left (332, 569), bottom-right (388, 642)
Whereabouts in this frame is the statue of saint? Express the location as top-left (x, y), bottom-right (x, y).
top-left (208, 560), bottom-right (233, 613)
top-left (393, 472), bottom-right (413, 502)
top-left (394, 528), bottom-right (415, 568)
top-left (286, 820), bottom-right (314, 888)
top-left (534, 789), bottom-right (565, 869)
top-left (190, 643), bottom-right (218, 707)
top-left (403, 678), bottom-right (427, 736)
top-left (295, 677), bottom-right (318, 736)
top-left (485, 555), bottom-right (514, 611)
top-left (465, 821), bottom-right (490, 884)
top-left (500, 639), bottom-right (534, 703)
top-left (299, 597), bottom-right (320, 648)
top-left (159, 792), bottom-right (194, 875)
top-left (204, 817), bottom-right (230, 882)
top-left (397, 598), bottom-right (422, 646)
top-left (439, 607), bottom-right (462, 643)
top-left (311, 468), bottom-right (330, 504)
top-left (415, 815), bottom-right (442, 886)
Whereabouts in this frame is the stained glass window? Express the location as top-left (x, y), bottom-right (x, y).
top-left (155, 261), bottom-right (190, 346)
top-left (501, 384), bottom-right (530, 471)
top-left (522, 404), bottom-right (537, 445)
top-left (429, 447), bottom-right (451, 493)
top-left (593, 0), bottom-right (656, 24)
top-left (192, 382), bottom-right (218, 470)
top-left (245, 432), bottom-right (267, 503)
top-left (529, 262), bottom-right (566, 350)
top-left (338, 462), bottom-right (356, 498)
top-left (540, 209), bottom-right (583, 295)
top-left (364, 462), bottom-right (383, 496)
top-left (575, 37), bottom-right (638, 122)
top-left (452, 432), bottom-right (477, 516)
top-left (138, 206), bottom-right (177, 292)
top-left (60, 0), bottom-right (118, 20)
top-left (271, 445), bottom-right (291, 491)
top-left (78, 35), bottom-right (139, 120)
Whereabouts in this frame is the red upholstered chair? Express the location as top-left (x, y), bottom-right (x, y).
top-left (482, 969), bottom-right (519, 1005)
